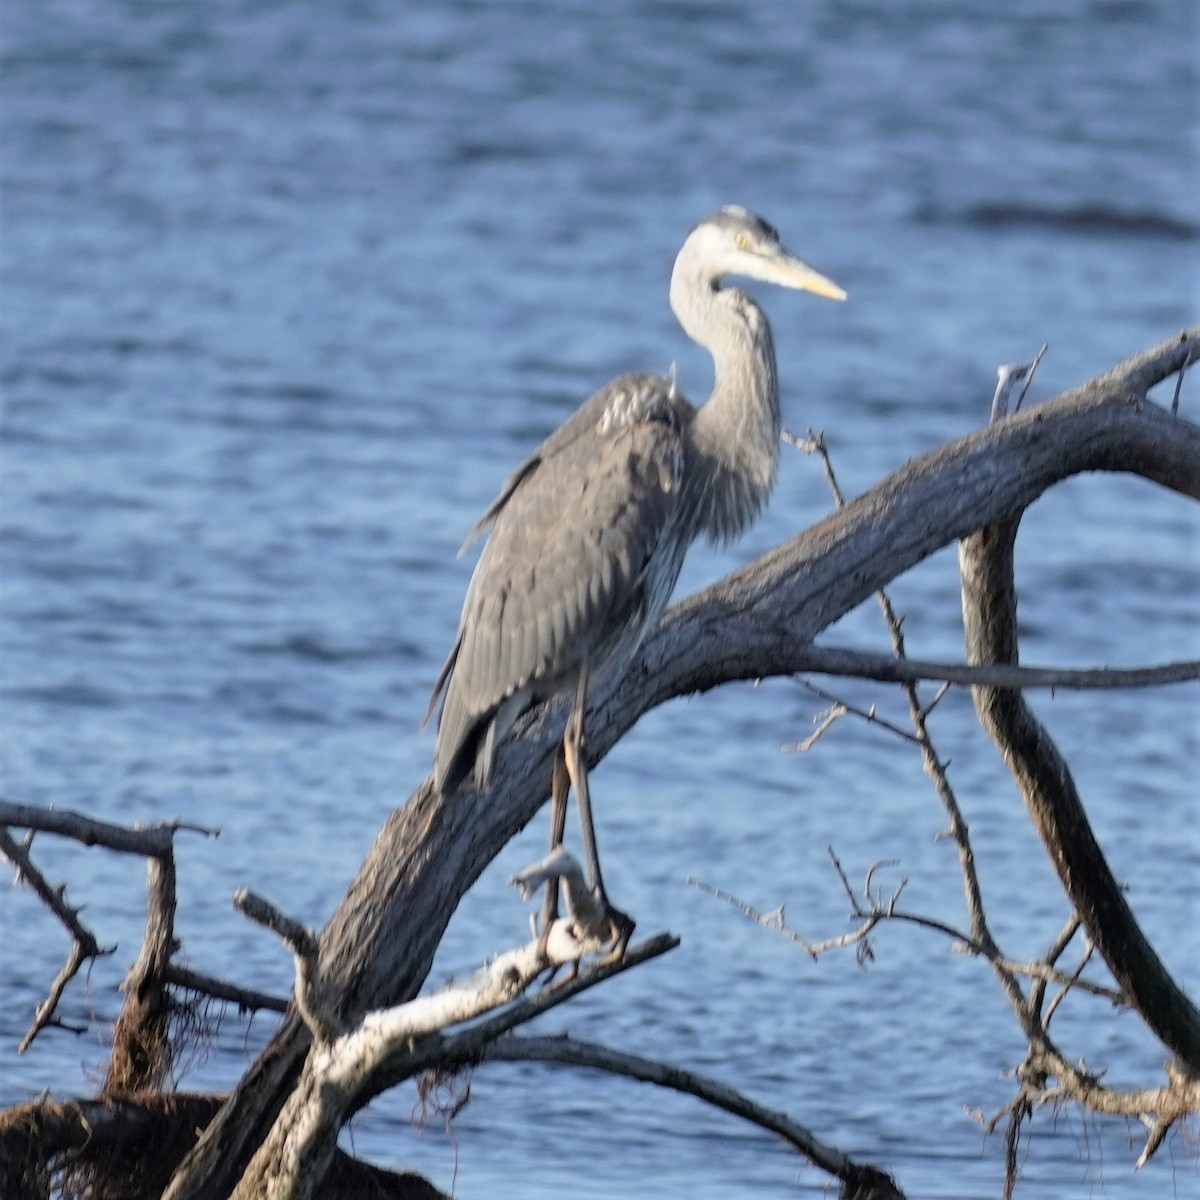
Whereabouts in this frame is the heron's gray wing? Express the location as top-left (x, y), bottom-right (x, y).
top-left (433, 374), bottom-right (688, 788)
top-left (459, 374), bottom-right (671, 549)
top-left (427, 391), bottom-right (628, 731)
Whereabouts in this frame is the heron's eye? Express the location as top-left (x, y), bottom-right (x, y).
top-left (736, 233), bottom-right (750, 250)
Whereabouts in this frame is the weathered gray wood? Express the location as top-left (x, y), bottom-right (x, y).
top-left (229, 933), bottom-right (680, 1200)
top-left (323, 328), bottom-right (1200, 1026)
top-left (959, 425), bottom-right (1200, 1070)
top-left (475, 1035), bottom-right (904, 1199)
top-left (165, 327), bottom-right (1200, 1199)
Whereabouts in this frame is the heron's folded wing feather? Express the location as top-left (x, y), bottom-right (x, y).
top-left (458, 372), bottom-right (676, 548)
top-left (448, 404), bottom-right (685, 725)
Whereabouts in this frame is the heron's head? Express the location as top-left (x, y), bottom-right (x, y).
top-left (682, 205), bottom-right (846, 301)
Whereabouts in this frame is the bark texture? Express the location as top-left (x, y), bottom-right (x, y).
top-left (959, 490), bottom-right (1200, 1071)
top-left (162, 328), bottom-right (1199, 1198)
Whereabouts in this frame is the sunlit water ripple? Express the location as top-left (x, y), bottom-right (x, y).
top-left (2, 2), bottom-right (1197, 1197)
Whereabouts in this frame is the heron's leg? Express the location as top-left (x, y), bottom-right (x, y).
top-left (537, 749), bottom-right (570, 947)
top-left (564, 665), bottom-right (635, 959)
top-left (564, 663), bottom-right (606, 901)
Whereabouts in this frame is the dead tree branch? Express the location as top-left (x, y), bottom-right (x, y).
top-left (0, 825), bottom-right (110, 1051)
top-left (738, 365), bottom-right (1200, 1185)
top-left (691, 868), bottom-right (1123, 1004)
top-left (0, 800), bottom-right (218, 1098)
top-left (474, 1034), bottom-right (905, 1200)
top-left (959, 366), bottom-right (1200, 1074)
top-left (790, 680), bottom-right (920, 745)
top-left (791, 405), bottom-right (1032, 1025)
top-left (0, 800), bottom-right (217, 854)
top-left (162, 326), bottom-right (1200, 1199)
top-left (163, 964), bottom-right (288, 1016)
top-left (226, 863), bottom-right (680, 1200)
top-left (789, 643), bottom-right (1199, 690)
top-left (234, 889), bottom-right (336, 1045)
top-left (105, 838), bottom-right (178, 1096)
top-left (0, 1093), bottom-right (447, 1200)
top-left (362, 930), bottom-right (681, 1103)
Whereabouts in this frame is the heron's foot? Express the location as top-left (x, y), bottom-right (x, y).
top-left (512, 849), bottom-right (636, 973)
top-left (544, 893), bottom-right (633, 964)
top-left (600, 902), bottom-right (636, 964)
top-left (530, 904), bottom-right (634, 991)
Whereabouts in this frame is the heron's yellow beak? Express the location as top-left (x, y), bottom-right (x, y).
top-left (775, 253), bottom-right (847, 301)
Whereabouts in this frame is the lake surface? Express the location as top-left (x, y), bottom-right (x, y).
top-left (2, 2), bottom-right (1197, 1196)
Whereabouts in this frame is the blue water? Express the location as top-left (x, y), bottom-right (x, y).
top-left (2, 1), bottom-right (1197, 1196)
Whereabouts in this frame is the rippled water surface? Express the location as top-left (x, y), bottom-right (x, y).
top-left (2, 2), bottom-right (1198, 1196)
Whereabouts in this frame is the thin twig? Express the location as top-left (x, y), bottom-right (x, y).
top-left (0, 826), bottom-right (114, 1052)
top-left (1171, 348), bottom-right (1192, 415)
top-left (791, 680), bottom-right (921, 745)
top-left (785, 701), bottom-right (847, 752)
top-left (21, 942), bottom-right (93, 1050)
top-left (1014, 344), bottom-right (1048, 412)
top-left (687, 878), bottom-right (820, 958)
top-left (0, 828), bottom-right (106, 958)
top-left (1044, 938), bottom-right (1097, 1028)
top-left (690, 873), bottom-right (1122, 1003)
top-left (791, 643), bottom-right (1200, 691)
top-left (1029, 915), bottom-right (1082, 1018)
top-left (919, 681), bottom-right (951, 719)
top-left (862, 855), bottom-right (904, 909)
top-left (794, 427), bottom-right (1031, 1023)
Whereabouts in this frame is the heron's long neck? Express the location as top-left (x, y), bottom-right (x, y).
top-left (671, 269), bottom-right (781, 546)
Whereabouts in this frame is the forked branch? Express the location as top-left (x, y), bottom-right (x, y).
top-left (227, 861), bottom-right (680, 1200)
top-left (959, 365), bottom-right (1200, 1074)
top-left (164, 327), bottom-right (1200, 1200)
top-left (0, 825), bottom-right (110, 1051)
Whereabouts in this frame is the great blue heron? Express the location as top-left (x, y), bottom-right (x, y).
top-left (426, 206), bottom-right (844, 953)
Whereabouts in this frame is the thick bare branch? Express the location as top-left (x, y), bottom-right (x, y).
top-left (0, 799), bottom-right (216, 854)
top-left (958, 425), bottom-right (1200, 1073)
top-left (105, 849), bottom-right (179, 1094)
top-left (476, 1034), bottom-right (905, 1199)
top-left (1086, 324), bottom-right (1198, 398)
top-left (363, 931), bottom-right (680, 1104)
top-left (235, 889), bottom-right (339, 1046)
top-left (236, 890), bottom-right (320, 962)
top-left (165, 327), bottom-right (1200, 1199)
top-left (229, 933), bottom-right (678, 1200)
